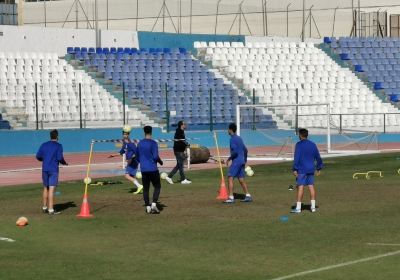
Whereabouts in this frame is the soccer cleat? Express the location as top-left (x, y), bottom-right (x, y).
top-left (151, 205), bottom-right (160, 214)
top-left (48, 210), bottom-right (61, 215)
top-left (42, 207), bottom-right (48, 214)
top-left (165, 176), bottom-right (174, 185)
top-left (145, 206), bottom-right (152, 214)
top-left (133, 184), bottom-right (143, 194)
top-left (181, 179), bottom-right (192, 185)
top-left (288, 185), bottom-right (294, 191)
top-left (291, 208), bottom-right (301, 214)
top-left (310, 207), bottom-right (317, 213)
top-left (223, 198), bottom-right (235, 204)
top-left (240, 196), bottom-right (253, 202)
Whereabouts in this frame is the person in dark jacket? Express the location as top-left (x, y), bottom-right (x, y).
top-left (165, 121), bottom-right (192, 185)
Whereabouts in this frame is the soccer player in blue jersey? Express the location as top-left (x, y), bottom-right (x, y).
top-left (291, 128), bottom-right (323, 213)
top-left (136, 126), bottom-right (164, 214)
top-left (224, 123), bottom-right (252, 204)
top-left (36, 129), bottom-right (68, 215)
top-left (109, 128), bottom-right (143, 194)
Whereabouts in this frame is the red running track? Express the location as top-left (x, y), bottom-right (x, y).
top-left (1, 143), bottom-right (399, 187)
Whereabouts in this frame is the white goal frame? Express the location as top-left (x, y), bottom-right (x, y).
top-left (236, 103), bottom-right (332, 153)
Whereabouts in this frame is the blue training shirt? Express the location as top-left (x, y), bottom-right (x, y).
top-left (228, 134), bottom-right (248, 165)
top-left (293, 139), bottom-right (323, 174)
top-left (36, 141), bottom-right (66, 172)
top-left (119, 139), bottom-right (131, 155)
top-left (125, 142), bottom-right (138, 168)
top-left (136, 138), bottom-right (160, 172)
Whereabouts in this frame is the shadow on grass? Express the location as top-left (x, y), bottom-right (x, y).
top-left (54, 201), bottom-right (77, 211)
top-left (290, 204), bottom-right (319, 211)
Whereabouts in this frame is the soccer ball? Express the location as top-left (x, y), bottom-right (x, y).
top-left (245, 166), bottom-right (252, 172)
top-left (83, 177), bottom-right (92, 184)
top-left (122, 125), bottom-right (131, 133)
top-left (160, 172), bottom-right (168, 180)
top-left (16, 216), bottom-right (28, 227)
top-left (246, 169), bottom-right (254, 177)
top-left (136, 171), bottom-right (142, 179)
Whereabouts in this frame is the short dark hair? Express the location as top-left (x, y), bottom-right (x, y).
top-left (228, 123), bottom-right (237, 133)
top-left (177, 120), bottom-right (184, 128)
top-left (50, 129), bottom-right (58, 140)
top-left (298, 128), bottom-right (308, 138)
top-left (143, 125), bottom-right (152, 135)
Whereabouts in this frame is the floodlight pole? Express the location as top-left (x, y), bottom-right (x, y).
top-left (76, 1), bottom-right (78, 28)
top-left (286, 3), bottom-right (291, 37)
top-left (215, 0), bottom-right (222, 35)
top-left (301, 0), bottom-right (305, 42)
top-left (136, 0), bottom-right (139, 31)
top-left (332, 6), bottom-right (339, 37)
top-left (265, 0), bottom-right (268, 36)
top-left (309, 5), bottom-right (313, 38)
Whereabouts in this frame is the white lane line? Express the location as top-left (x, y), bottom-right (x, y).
top-left (270, 250), bottom-right (400, 280)
top-left (367, 243), bottom-right (400, 246)
top-left (0, 237), bottom-right (15, 242)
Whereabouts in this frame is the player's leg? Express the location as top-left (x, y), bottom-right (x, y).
top-left (150, 171), bottom-right (161, 214)
top-left (125, 167), bottom-right (142, 189)
top-left (42, 187), bottom-right (49, 213)
top-left (166, 153), bottom-right (179, 184)
top-left (225, 163), bottom-right (238, 203)
top-left (42, 171), bottom-right (49, 213)
top-left (292, 173), bottom-right (306, 213)
top-left (141, 172), bottom-right (151, 213)
top-left (177, 152), bottom-right (191, 184)
top-left (305, 175), bottom-right (316, 212)
top-left (292, 185), bottom-right (304, 213)
top-left (238, 177), bottom-right (252, 202)
top-left (47, 172), bottom-right (60, 214)
top-left (309, 185), bottom-right (316, 212)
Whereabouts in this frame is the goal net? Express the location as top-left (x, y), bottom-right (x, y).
top-left (236, 103), bottom-right (379, 161)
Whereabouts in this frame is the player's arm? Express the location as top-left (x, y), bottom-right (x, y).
top-left (108, 145), bottom-right (126, 158)
top-left (314, 145), bottom-right (323, 175)
top-left (292, 143), bottom-right (300, 176)
top-left (152, 141), bottom-right (163, 165)
top-left (57, 145), bottom-right (68, 165)
top-left (226, 141), bottom-right (238, 166)
top-left (36, 145), bottom-right (44, 161)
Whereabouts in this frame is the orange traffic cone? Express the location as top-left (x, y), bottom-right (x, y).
top-left (77, 194), bottom-right (93, 218)
top-left (216, 178), bottom-right (229, 200)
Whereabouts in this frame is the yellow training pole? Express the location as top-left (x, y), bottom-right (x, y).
top-left (213, 131), bottom-right (224, 180)
top-left (84, 140), bottom-right (95, 196)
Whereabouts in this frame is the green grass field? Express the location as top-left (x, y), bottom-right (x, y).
top-left (1, 153), bottom-right (400, 280)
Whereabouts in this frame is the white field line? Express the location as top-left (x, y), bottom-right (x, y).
top-left (270, 250), bottom-right (400, 280)
top-left (0, 237), bottom-right (15, 242)
top-left (367, 243), bottom-right (400, 246)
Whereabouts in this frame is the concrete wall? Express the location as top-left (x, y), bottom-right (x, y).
top-left (0, 25), bottom-right (94, 55)
top-left (20, 0), bottom-right (400, 38)
top-left (0, 25), bottom-right (139, 56)
top-left (100, 29), bottom-right (139, 48)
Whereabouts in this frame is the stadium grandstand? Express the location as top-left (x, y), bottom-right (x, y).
top-left (0, 0), bottom-right (399, 135)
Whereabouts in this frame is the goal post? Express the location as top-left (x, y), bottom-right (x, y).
top-left (236, 103), bottom-right (332, 154)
